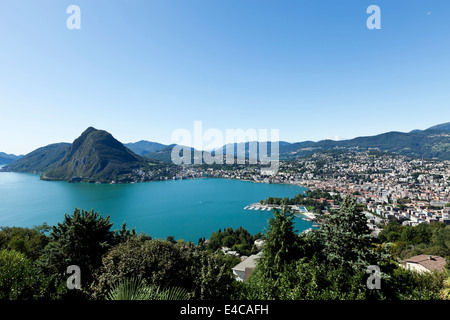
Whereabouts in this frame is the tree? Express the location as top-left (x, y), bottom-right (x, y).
top-left (39, 208), bottom-right (114, 294)
top-left (319, 196), bottom-right (378, 274)
top-left (260, 207), bottom-right (302, 277)
top-left (243, 207), bottom-right (303, 299)
top-left (0, 225), bottom-right (50, 260)
top-left (114, 222), bottom-right (138, 244)
top-left (166, 235), bottom-right (177, 244)
top-left (91, 238), bottom-right (236, 300)
top-left (0, 249), bottom-right (48, 300)
top-left (189, 251), bottom-right (235, 300)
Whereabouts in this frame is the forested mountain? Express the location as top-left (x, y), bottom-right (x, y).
top-left (3, 122), bottom-right (450, 175)
top-left (279, 126), bottom-right (450, 160)
top-left (3, 143), bottom-right (71, 173)
top-left (144, 144), bottom-right (207, 164)
top-left (0, 152), bottom-right (22, 165)
top-left (124, 140), bottom-right (167, 156)
top-left (42, 127), bottom-right (151, 182)
top-left (212, 123), bottom-right (450, 161)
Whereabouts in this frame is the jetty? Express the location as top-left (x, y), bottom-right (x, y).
top-left (243, 203), bottom-right (275, 211)
top-left (242, 203), bottom-right (319, 225)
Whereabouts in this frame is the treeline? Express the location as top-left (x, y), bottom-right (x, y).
top-left (378, 219), bottom-right (450, 260)
top-left (1, 199), bottom-right (450, 300)
top-left (0, 209), bottom-right (237, 300)
top-left (239, 198), bottom-right (450, 300)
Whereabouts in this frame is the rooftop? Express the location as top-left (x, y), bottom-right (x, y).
top-left (232, 252), bottom-right (262, 272)
top-left (403, 255), bottom-right (447, 272)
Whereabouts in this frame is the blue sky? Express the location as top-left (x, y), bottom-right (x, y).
top-left (1, 0), bottom-right (449, 154)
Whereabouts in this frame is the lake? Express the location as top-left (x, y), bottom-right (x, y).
top-left (0, 172), bottom-right (313, 242)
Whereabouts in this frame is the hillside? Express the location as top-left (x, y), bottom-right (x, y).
top-left (144, 144), bottom-right (206, 164)
top-left (427, 122), bottom-right (450, 132)
top-left (3, 143), bottom-right (71, 173)
top-left (0, 152), bottom-right (23, 165)
top-left (212, 123), bottom-right (450, 161)
top-left (214, 141), bottom-right (290, 161)
top-left (124, 140), bottom-right (167, 156)
top-left (42, 127), bottom-right (151, 182)
top-left (280, 129), bottom-right (450, 160)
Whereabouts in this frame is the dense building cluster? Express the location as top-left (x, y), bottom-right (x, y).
top-left (176, 151), bottom-right (450, 228)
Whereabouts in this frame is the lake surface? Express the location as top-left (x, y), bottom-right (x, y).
top-left (0, 172), bottom-right (313, 242)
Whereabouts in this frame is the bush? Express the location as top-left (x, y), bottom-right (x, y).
top-left (0, 249), bottom-right (48, 300)
top-left (0, 225), bottom-right (50, 260)
top-left (90, 238), bottom-right (235, 300)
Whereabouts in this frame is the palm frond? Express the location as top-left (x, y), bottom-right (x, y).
top-left (106, 277), bottom-right (189, 300)
top-left (107, 277), bottom-right (156, 300)
top-left (157, 286), bottom-right (190, 300)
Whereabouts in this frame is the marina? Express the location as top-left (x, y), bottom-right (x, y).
top-left (243, 203), bottom-right (274, 212)
top-left (243, 203), bottom-right (318, 223)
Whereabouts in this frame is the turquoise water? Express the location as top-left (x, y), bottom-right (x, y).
top-left (0, 172), bottom-right (312, 242)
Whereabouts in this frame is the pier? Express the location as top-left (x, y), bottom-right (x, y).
top-left (243, 203), bottom-right (317, 222)
top-left (243, 203), bottom-right (273, 211)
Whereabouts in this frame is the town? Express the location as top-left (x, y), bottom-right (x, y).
top-left (172, 150), bottom-right (450, 233)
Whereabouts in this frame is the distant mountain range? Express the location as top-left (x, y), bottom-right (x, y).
top-left (278, 125), bottom-right (450, 160)
top-left (0, 152), bottom-right (23, 165)
top-left (125, 122), bottom-right (450, 162)
top-left (2, 122), bottom-right (450, 181)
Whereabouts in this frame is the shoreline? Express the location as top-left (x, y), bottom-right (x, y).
top-left (1, 169), bottom-right (309, 190)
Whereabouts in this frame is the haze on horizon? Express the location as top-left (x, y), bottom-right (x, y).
top-left (1, 0), bottom-right (450, 155)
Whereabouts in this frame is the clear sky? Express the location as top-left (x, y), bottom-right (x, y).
top-left (1, 0), bottom-right (449, 155)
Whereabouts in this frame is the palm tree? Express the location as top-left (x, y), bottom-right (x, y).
top-left (107, 277), bottom-right (189, 300)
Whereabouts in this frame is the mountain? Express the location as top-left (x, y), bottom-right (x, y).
top-left (124, 140), bottom-right (167, 156)
top-left (42, 127), bottom-right (151, 182)
top-left (408, 122), bottom-right (450, 134)
top-left (144, 144), bottom-right (207, 164)
top-left (3, 143), bottom-right (71, 173)
top-left (0, 152), bottom-right (23, 165)
top-left (210, 122), bottom-right (450, 161)
top-left (426, 122), bottom-right (450, 132)
top-left (213, 141), bottom-right (291, 160)
top-left (280, 126), bottom-right (450, 160)
top-left (3, 122), bottom-right (450, 179)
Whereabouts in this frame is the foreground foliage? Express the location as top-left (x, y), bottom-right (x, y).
top-left (0, 198), bottom-right (448, 300)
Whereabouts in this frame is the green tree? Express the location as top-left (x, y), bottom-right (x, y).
top-left (0, 249), bottom-right (48, 300)
top-left (241, 207), bottom-right (304, 299)
top-left (91, 238), bottom-right (236, 300)
top-left (319, 196), bottom-right (378, 274)
top-left (260, 207), bottom-right (302, 277)
top-left (39, 208), bottom-right (114, 294)
top-left (0, 225), bottom-right (50, 260)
